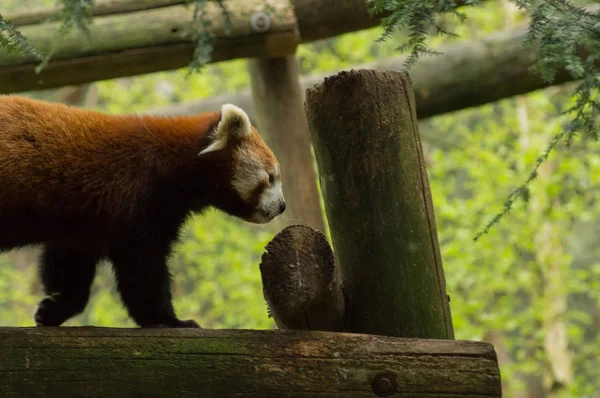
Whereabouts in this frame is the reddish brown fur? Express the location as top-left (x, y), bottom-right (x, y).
top-left (0, 95), bottom-right (280, 328)
top-left (0, 96), bottom-right (217, 218)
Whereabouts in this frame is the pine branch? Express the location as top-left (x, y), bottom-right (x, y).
top-left (186, 0), bottom-right (232, 73)
top-left (473, 129), bottom-right (568, 242)
top-left (36, 0), bottom-right (95, 73)
top-left (0, 14), bottom-right (42, 59)
top-left (474, 1), bottom-right (600, 239)
top-left (367, 0), bottom-right (484, 70)
top-left (367, 0), bottom-right (600, 239)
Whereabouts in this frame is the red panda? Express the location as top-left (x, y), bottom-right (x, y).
top-left (0, 95), bottom-right (285, 328)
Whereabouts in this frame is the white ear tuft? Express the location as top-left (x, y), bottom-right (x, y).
top-left (198, 104), bottom-right (252, 156)
top-left (198, 137), bottom-right (226, 156)
top-left (219, 103), bottom-right (252, 139)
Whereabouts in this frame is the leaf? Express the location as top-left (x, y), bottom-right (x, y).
top-left (0, 14), bottom-right (42, 59)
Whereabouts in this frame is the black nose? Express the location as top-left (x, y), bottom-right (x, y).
top-left (279, 201), bottom-right (286, 214)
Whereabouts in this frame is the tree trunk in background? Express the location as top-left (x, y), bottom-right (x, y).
top-left (538, 220), bottom-right (573, 396)
top-left (503, 3), bottom-right (573, 395)
top-left (483, 331), bottom-right (512, 394)
top-left (248, 56), bottom-right (326, 232)
top-left (305, 70), bottom-right (454, 339)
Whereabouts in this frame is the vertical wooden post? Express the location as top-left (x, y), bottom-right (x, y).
top-left (248, 56), bottom-right (326, 233)
top-left (305, 69), bottom-right (454, 339)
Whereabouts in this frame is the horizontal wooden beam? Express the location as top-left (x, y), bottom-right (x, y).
top-left (0, 0), bottom-right (360, 94)
top-left (7, 0), bottom-right (380, 45)
top-left (0, 0), bottom-right (300, 94)
top-left (150, 26), bottom-right (572, 121)
top-left (0, 327), bottom-right (501, 397)
top-left (5, 0), bottom-right (185, 26)
top-left (0, 0), bottom-right (485, 94)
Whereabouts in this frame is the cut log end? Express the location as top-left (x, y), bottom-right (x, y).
top-left (306, 68), bottom-right (411, 104)
top-left (259, 224), bottom-right (345, 331)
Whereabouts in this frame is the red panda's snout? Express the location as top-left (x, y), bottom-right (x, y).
top-left (245, 169), bottom-right (286, 224)
top-left (198, 103), bottom-right (285, 224)
top-left (231, 142), bottom-right (286, 225)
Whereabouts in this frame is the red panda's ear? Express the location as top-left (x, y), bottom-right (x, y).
top-left (199, 104), bottom-right (252, 156)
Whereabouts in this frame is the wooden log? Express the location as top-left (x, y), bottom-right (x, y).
top-left (0, 0), bottom-right (299, 68)
top-left (0, 0), bottom-right (300, 93)
top-left (259, 225), bottom-right (344, 331)
top-left (248, 56), bottom-right (326, 232)
top-left (305, 70), bottom-right (454, 339)
top-left (6, 0), bottom-right (185, 26)
top-left (0, 327), bottom-right (501, 397)
top-left (149, 27), bottom-right (576, 122)
top-left (0, 0), bottom-right (484, 94)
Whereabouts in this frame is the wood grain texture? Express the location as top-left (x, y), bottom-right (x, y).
top-left (259, 225), bottom-right (343, 331)
top-left (248, 56), bottom-right (326, 232)
top-left (149, 27), bottom-right (574, 123)
top-left (0, 327), bottom-right (501, 397)
top-left (0, 0), bottom-right (298, 68)
top-left (305, 70), bottom-right (454, 340)
top-left (0, 0), bottom-right (299, 93)
top-left (0, 0), bottom-right (486, 93)
top-left (6, 0), bottom-right (185, 26)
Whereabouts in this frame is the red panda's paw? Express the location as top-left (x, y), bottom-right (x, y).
top-left (143, 319), bottom-right (201, 329)
top-left (177, 319), bottom-right (201, 328)
top-left (34, 297), bottom-right (67, 327)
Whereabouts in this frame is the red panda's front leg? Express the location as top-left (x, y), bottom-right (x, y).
top-left (109, 241), bottom-right (200, 328)
top-left (34, 243), bottom-right (102, 327)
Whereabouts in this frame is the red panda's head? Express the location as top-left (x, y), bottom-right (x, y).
top-left (198, 104), bottom-right (285, 224)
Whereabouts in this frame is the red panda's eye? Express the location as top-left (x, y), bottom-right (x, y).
top-left (268, 173), bottom-right (275, 185)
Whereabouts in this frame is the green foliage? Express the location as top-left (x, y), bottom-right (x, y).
top-left (96, 59), bottom-right (251, 113)
top-left (473, 127), bottom-right (567, 241)
top-left (36, 0), bottom-right (95, 73)
top-left (476, 0), bottom-right (600, 239)
top-left (423, 88), bottom-right (600, 395)
top-left (186, 0), bottom-right (232, 74)
top-left (55, 0), bottom-right (95, 39)
top-left (367, 0), bottom-right (483, 69)
top-left (364, 0), bottom-right (600, 239)
top-left (0, 15), bottom-right (42, 59)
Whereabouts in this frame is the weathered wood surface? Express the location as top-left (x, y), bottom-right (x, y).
top-left (0, 327), bottom-right (501, 397)
top-left (0, 0), bottom-right (299, 93)
top-left (260, 225), bottom-right (343, 331)
top-left (1, 0), bottom-right (482, 94)
top-left (305, 70), bottom-right (453, 339)
top-left (150, 26), bottom-right (575, 122)
top-left (6, 0), bottom-right (185, 26)
top-left (248, 56), bottom-right (326, 232)
top-left (0, 0), bottom-right (298, 68)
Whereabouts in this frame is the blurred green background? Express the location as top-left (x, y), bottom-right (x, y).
top-left (1, 1), bottom-right (599, 397)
